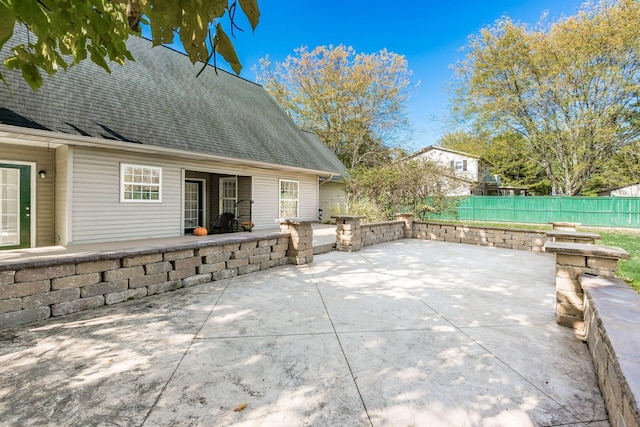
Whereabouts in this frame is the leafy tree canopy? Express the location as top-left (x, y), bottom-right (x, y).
top-left (347, 160), bottom-right (461, 221)
top-left (0, 0), bottom-right (260, 90)
top-left (452, 0), bottom-right (640, 196)
top-left (255, 45), bottom-right (415, 169)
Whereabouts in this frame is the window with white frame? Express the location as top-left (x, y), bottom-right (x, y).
top-left (279, 179), bottom-right (299, 218)
top-left (219, 177), bottom-right (237, 214)
top-left (120, 164), bottom-right (162, 202)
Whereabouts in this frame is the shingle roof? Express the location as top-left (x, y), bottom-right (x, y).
top-left (0, 27), bottom-right (345, 175)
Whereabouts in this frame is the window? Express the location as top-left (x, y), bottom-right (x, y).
top-left (121, 164), bottom-right (162, 202)
top-left (451, 160), bottom-right (468, 171)
top-left (279, 179), bottom-right (299, 218)
top-left (219, 177), bottom-right (237, 214)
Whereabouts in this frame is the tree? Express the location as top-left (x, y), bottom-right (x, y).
top-left (0, 0), bottom-right (260, 90)
top-left (346, 161), bottom-right (460, 221)
top-left (453, 0), bottom-right (640, 195)
top-left (255, 45), bottom-right (414, 169)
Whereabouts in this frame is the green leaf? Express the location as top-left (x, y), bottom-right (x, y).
top-left (214, 24), bottom-right (241, 74)
top-left (210, 0), bottom-right (228, 17)
top-left (238, 0), bottom-right (260, 31)
top-left (21, 62), bottom-right (43, 91)
top-left (0, 2), bottom-right (16, 46)
top-left (87, 44), bottom-right (111, 73)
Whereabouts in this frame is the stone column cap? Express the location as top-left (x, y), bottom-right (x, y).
top-left (545, 230), bottom-right (601, 239)
top-left (395, 212), bottom-right (414, 217)
top-left (544, 241), bottom-right (630, 259)
top-left (331, 215), bottom-right (365, 220)
top-left (278, 218), bottom-right (321, 225)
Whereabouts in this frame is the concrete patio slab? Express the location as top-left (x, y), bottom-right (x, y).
top-left (0, 239), bottom-right (608, 426)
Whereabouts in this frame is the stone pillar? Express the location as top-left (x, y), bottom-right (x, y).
top-left (396, 213), bottom-right (415, 238)
top-left (544, 241), bottom-right (630, 337)
top-left (333, 216), bottom-right (364, 252)
top-left (279, 219), bottom-right (319, 265)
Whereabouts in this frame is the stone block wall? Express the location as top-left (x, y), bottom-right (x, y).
top-left (361, 221), bottom-right (405, 247)
top-left (413, 222), bottom-right (546, 252)
top-left (581, 275), bottom-right (640, 427)
top-left (280, 219), bottom-right (317, 265)
top-left (0, 234), bottom-right (290, 329)
top-left (334, 216), bottom-right (364, 252)
top-left (545, 242), bottom-right (630, 335)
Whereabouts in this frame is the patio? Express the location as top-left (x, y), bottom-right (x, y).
top-left (0, 239), bottom-right (607, 426)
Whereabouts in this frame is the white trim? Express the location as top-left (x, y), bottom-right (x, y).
top-left (180, 169), bottom-right (185, 236)
top-left (184, 178), bottom-right (207, 230)
top-left (66, 146), bottom-right (74, 244)
top-left (120, 163), bottom-right (163, 203)
top-left (0, 160), bottom-right (37, 248)
top-left (0, 124), bottom-right (342, 177)
top-left (279, 178), bottom-right (299, 219)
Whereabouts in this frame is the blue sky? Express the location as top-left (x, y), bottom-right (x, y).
top-left (155, 1), bottom-right (587, 151)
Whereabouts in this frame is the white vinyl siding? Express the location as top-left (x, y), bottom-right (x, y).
top-left (279, 179), bottom-right (299, 218)
top-left (71, 148), bottom-right (181, 244)
top-left (319, 181), bottom-right (346, 221)
top-left (69, 146), bottom-right (322, 242)
top-left (250, 174), bottom-right (318, 230)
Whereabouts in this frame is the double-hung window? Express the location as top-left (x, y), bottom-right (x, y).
top-left (279, 179), bottom-right (299, 218)
top-left (219, 177), bottom-right (237, 214)
top-left (120, 164), bottom-right (162, 202)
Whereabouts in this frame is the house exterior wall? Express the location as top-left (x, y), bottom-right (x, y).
top-left (71, 147), bottom-right (183, 244)
top-left (611, 184), bottom-right (640, 197)
top-left (67, 146), bottom-right (320, 244)
top-left (413, 149), bottom-right (482, 196)
top-left (319, 181), bottom-right (346, 221)
top-left (415, 149), bottom-right (480, 181)
top-left (0, 142), bottom-right (55, 247)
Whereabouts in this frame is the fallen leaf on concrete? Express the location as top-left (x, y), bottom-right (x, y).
top-left (233, 403), bottom-right (247, 412)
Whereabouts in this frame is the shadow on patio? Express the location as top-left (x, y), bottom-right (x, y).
top-left (0, 239), bottom-right (607, 426)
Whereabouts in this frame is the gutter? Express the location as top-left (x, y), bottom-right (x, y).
top-left (0, 124), bottom-right (342, 177)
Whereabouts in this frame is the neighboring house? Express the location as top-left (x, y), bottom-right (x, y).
top-left (0, 27), bottom-right (345, 250)
top-left (401, 146), bottom-right (492, 196)
top-left (598, 183), bottom-right (640, 197)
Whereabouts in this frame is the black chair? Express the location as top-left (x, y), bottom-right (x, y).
top-left (210, 212), bottom-right (236, 234)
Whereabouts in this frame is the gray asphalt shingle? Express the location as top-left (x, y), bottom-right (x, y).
top-left (0, 26), bottom-right (345, 175)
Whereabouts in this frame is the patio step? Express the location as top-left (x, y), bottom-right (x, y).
top-left (313, 242), bottom-right (336, 255)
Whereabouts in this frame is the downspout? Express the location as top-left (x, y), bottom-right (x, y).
top-left (319, 174), bottom-right (335, 186)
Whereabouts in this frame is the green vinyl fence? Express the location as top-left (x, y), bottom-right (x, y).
top-left (430, 196), bottom-right (640, 228)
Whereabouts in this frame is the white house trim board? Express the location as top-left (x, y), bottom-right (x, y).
top-left (0, 125), bottom-right (342, 178)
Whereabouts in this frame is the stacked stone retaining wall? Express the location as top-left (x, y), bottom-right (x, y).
top-left (413, 221), bottom-right (546, 252)
top-left (361, 221), bottom-right (405, 247)
top-left (581, 275), bottom-right (640, 427)
top-left (0, 233), bottom-right (290, 329)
